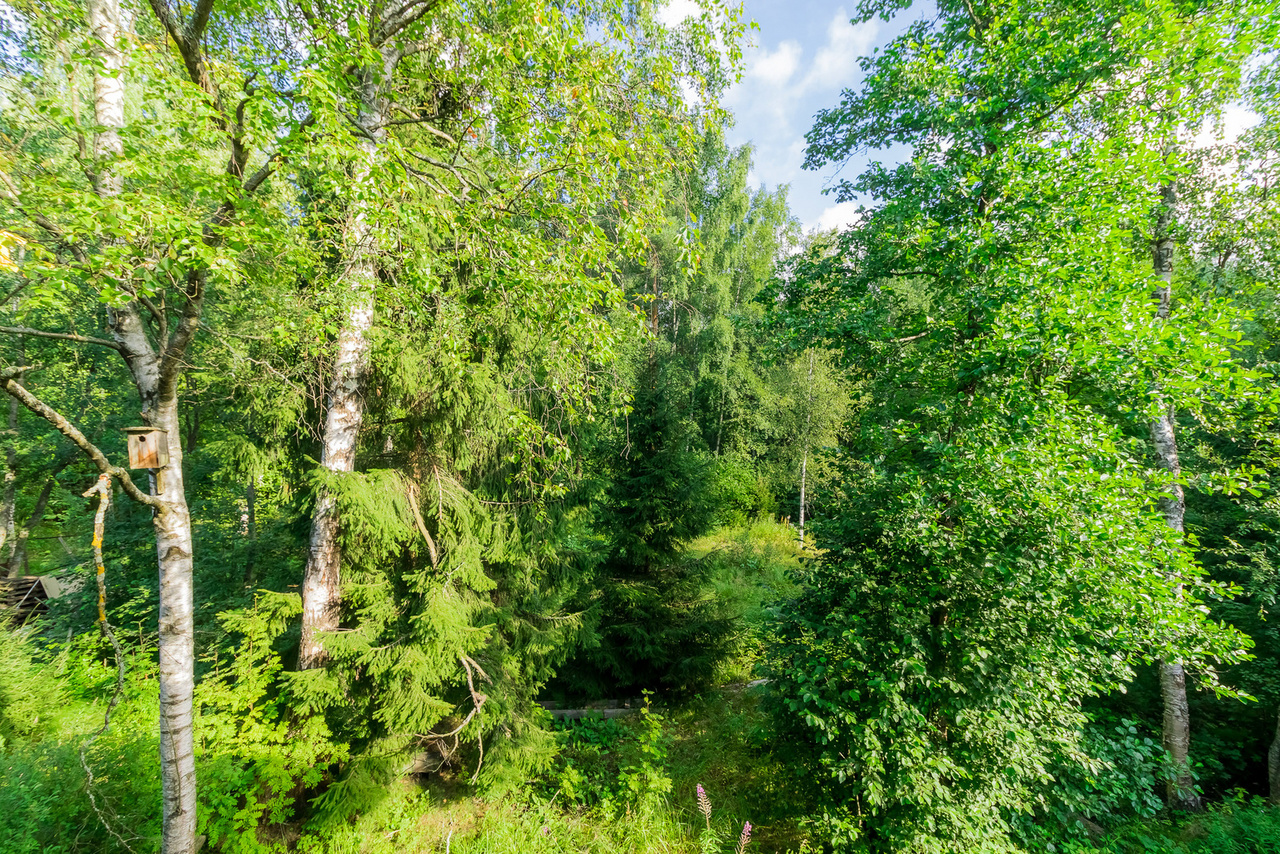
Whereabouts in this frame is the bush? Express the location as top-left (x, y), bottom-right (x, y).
top-left (1072, 796), bottom-right (1280, 854)
top-left (0, 631), bottom-right (162, 854)
top-left (539, 697), bottom-right (672, 812)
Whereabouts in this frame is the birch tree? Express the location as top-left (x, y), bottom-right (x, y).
top-left (293, 0), bottom-right (427, 671)
top-left (294, 0), bottom-right (745, 672)
top-left (1149, 178), bottom-right (1200, 810)
top-left (762, 0), bottom-right (1268, 846)
top-left (0, 0), bottom-right (311, 849)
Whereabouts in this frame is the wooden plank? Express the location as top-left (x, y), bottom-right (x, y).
top-left (547, 708), bottom-right (636, 720)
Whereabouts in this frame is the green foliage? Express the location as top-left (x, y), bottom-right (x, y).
top-left (197, 592), bottom-right (348, 854)
top-left (1013, 716), bottom-right (1166, 848)
top-left (761, 0), bottom-right (1277, 849)
top-left (0, 635), bottom-right (162, 854)
top-left (542, 697), bottom-right (674, 811)
top-left (706, 454), bottom-right (775, 528)
top-left (297, 784), bottom-right (704, 854)
top-left (1072, 796), bottom-right (1280, 854)
top-left (0, 628), bottom-right (62, 749)
top-left (562, 357), bottom-right (739, 697)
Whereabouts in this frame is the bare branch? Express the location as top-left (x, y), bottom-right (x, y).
top-left (0, 326), bottom-right (123, 351)
top-left (137, 295), bottom-right (168, 343)
top-left (242, 113), bottom-right (317, 195)
top-left (145, 0), bottom-right (186, 51)
top-left (157, 269), bottom-right (205, 396)
top-left (382, 106), bottom-right (462, 149)
top-left (146, 0), bottom-right (221, 109)
top-left (0, 368), bottom-right (162, 509)
top-left (391, 38), bottom-right (437, 64)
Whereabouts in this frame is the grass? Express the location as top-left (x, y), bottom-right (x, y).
top-left (1062, 796), bottom-right (1280, 854)
top-left (302, 516), bottom-right (818, 854)
top-left (5, 519), bottom-right (1280, 853)
top-left (301, 683), bottom-right (813, 854)
top-left (688, 520), bottom-right (806, 685)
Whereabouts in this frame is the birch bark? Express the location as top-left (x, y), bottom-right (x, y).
top-left (2, 395), bottom-right (17, 574)
top-left (91, 0), bottom-right (199, 849)
top-left (298, 64), bottom-right (385, 669)
top-left (1150, 181), bottom-right (1201, 812)
top-left (798, 350), bottom-right (815, 547)
top-left (243, 479), bottom-right (257, 585)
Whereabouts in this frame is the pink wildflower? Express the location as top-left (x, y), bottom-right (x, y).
top-left (696, 783), bottom-right (712, 829)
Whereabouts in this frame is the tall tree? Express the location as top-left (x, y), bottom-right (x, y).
top-left (294, 0), bottom-right (747, 675)
top-left (293, 0), bottom-right (439, 671)
top-left (0, 0), bottom-right (312, 849)
top-left (762, 0), bottom-right (1268, 847)
top-left (1149, 176), bottom-right (1200, 809)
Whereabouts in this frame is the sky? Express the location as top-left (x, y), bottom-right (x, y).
top-left (658, 0), bottom-right (1262, 234)
top-left (660, 0), bottom-right (925, 232)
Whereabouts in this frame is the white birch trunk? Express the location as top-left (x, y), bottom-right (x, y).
top-left (797, 449), bottom-right (807, 546)
top-left (298, 66), bottom-right (385, 670)
top-left (798, 351), bottom-right (815, 547)
top-left (2, 395), bottom-right (17, 574)
top-left (151, 393), bottom-right (198, 854)
top-left (1150, 181), bottom-right (1200, 812)
top-left (243, 478), bottom-right (257, 585)
top-left (88, 0), bottom-right (124, 196)
top-left (92, 0), bottom-right (198, 848)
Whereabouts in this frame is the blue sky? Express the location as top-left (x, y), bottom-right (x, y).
top-left (724, 1), bottom-right (919, 231)
top-left (659, 1), bottom-right (1260, 233)
top-left (662, 1), bottom-right (926, 231)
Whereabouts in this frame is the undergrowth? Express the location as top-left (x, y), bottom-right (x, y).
top-left (6, 521), bottom-right (1278, 854)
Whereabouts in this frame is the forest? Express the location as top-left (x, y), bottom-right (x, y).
top-left (0, 0), bottom-right (1278, 852)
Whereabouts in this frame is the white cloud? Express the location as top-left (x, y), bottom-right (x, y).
top-left (811, 201), bottom-right (862, 232)
top-left (656, 0), bottom-right (701, 27)
top-left (798, 10), bottom-right (878, 95)
top-left (748, 40), bottom-right (801, 87)
top-left (724, 8), bottom-right (878, 196)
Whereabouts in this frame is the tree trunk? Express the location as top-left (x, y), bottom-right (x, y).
top-left (1150, 181), bottom-right (1200, 812)
top-left (92, 0), bottom-right (198, 849)
top-left (88, 0), bottom-right (123, 197)
top-left (798, 448), bottom-right (807, 546)
top-left (10, 453), bottom-right (73, 574)
top-left (243, 478), bottom-right (257, 586)
top-left (798, 351), bottom-right (815, 547)
top-left (299, 67), bottom-right (385, 670)
top-left (2, 394), bottom-right (17, 575)
top-left (1268, 706), bottom-right (1279, 806)
top-left (150, 393), bottom-right (198, 854)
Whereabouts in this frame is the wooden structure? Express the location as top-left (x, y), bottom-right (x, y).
top-left (124, 426), bottom-right (168, 469)
top-left (0, 576), bottom-right (59, 624)
top-left (536, 698), bottom-right (639, 721)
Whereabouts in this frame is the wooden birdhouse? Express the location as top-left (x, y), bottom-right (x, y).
top-left (124, 427), bottom-right (168, 469)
